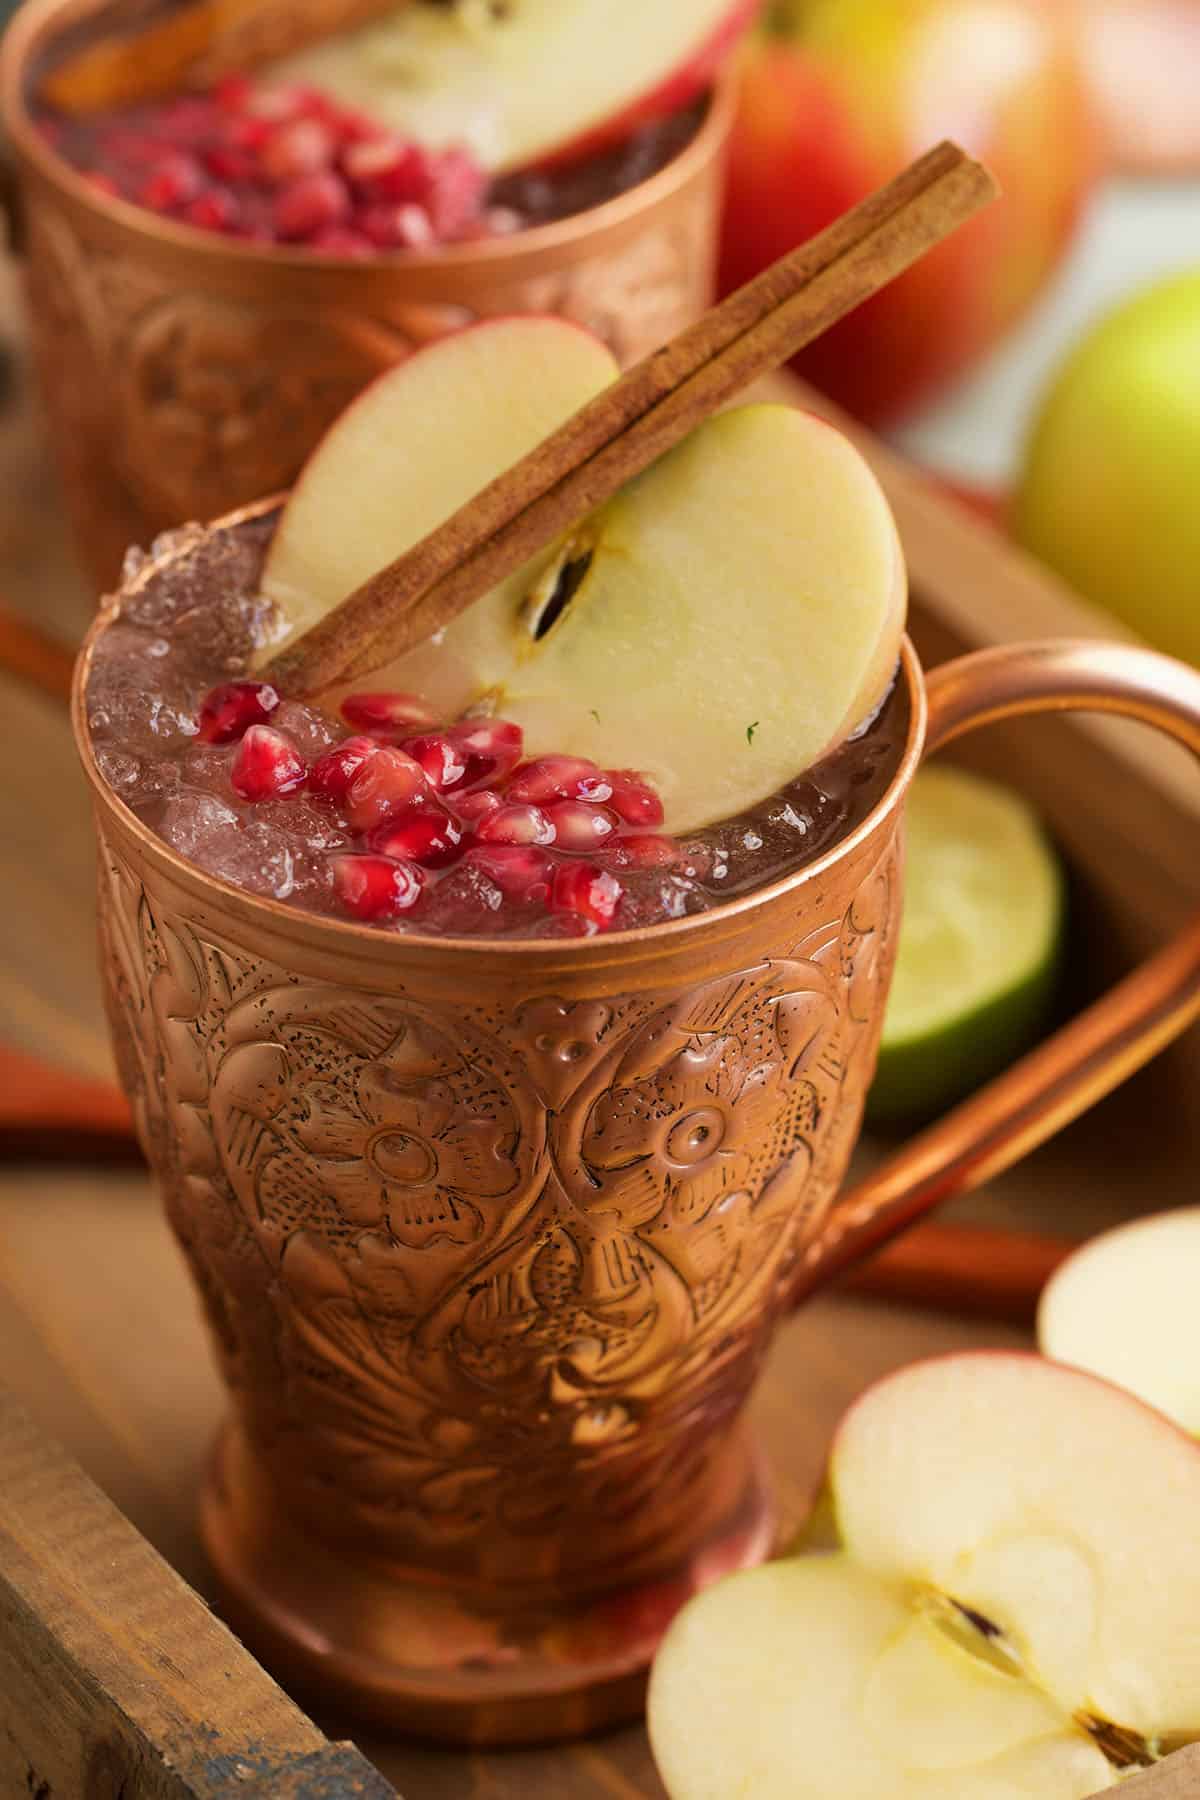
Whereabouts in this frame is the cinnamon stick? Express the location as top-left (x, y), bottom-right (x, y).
top-left (263, 141), bottom-right (998, 699)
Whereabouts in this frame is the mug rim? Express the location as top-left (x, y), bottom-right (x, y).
top-left (0, 0), bottom-right (733, 273)
top-left (72, 496), bottom-right (928, 966)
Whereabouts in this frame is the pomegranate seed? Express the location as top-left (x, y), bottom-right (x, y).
top-left (260, 117), bottom-right (336, 182)
top-left (476, 803), bottom-right (556, 847)
top-left (464, 845), bottom-right (555, 904)
top-left (137, 151), bottom-right (203, 211)
top-left (332, 854), bottom-right (425, 921)
top-left (543, 801), bottom-right (618, 850)
top-left (403, 733), bottom-right (467, 792)
top-left (213, 74), bottom-right (252, 111)
top-left (506, 756), bottom-right (599, 805)
top-left (551, 862), bottom-right (624, 929)
top-left (370, 808), bottom-right (464, 869)
top-left (359, 202), bottom-right (434, 250)
top-left (426, 147), bottom-right (488, 239)
top-left (230, 726), bottom-right (307, 801)
top-left (445, 717), bottom-right (523, 789)
top-left (602, 833), bottom-right (682, 870)
top-left (605, 771), bottom-right (665, 827)
top-left (227, 114), bottom-right (274, 153)
top-left (198, 680), bottom-right (279, 744)
top-left (342, 136), bottom-right (429, 200)
top-left (340, 690), bottom-right (439, 735)
top-left (576, 773), bottom-right (614, 803)
top-left (203, 144), bottom-right (256, 184)
top-left (273, 171), bottom-right (349, 240)
top-left (246, 85), bottom-right (306, 123)
top-left (184, 189), bottom-right (240, 232)
top-left (344, 747), bottom-right (429, 832)
top-left (309, 734), bottom-right (378, 801)
top-left (451, 789), bottom-right (504, 825)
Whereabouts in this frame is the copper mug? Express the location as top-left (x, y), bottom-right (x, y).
top-left (0, 0), bottom-right (730, 590)
top-left (73, 503), bottom-right (1200, 1746)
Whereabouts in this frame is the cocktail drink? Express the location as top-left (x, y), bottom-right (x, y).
top-left (0, 0), bottom-right (744, 579)
top-left (75, 176), bottom-right (1200, 1745)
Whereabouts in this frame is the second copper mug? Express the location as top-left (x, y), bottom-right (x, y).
top-left (74, 506), bottom-right (1200, 1746)
top-left (1, 0), bottom-right (730, 590)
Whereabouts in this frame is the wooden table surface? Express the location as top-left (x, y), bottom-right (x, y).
top-left (0, 249), bottom-right (1196, 1797)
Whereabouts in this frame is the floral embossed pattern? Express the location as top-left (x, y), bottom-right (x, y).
top-left (21, 179), bottom-right (712, 571)
top-left (97, 819), bottom-right (899, 1577)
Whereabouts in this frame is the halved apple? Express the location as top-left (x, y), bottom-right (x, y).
top-left (260, 316), bottom-right (905, 835)
top-left (1038, 1208), bottom-right (1200, 1437)
top-left (272, 0), bottom-right (760, 173)
top-left (648, 1352), bottom-right (1200, 1796)
top-left (650, 1555), bottom-right (1115, 1798)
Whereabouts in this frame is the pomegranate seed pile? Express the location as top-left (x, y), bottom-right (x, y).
top-left (38, 77), bottom-right (505, 252)
top-left (85, 518), bottom-right (904, 940)
top-left (193, 676), bottom-right (693, 933)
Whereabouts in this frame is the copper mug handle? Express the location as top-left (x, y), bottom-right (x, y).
top-left (795, 637), bottom-right (1200, 1301)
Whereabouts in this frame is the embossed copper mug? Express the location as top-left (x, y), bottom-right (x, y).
top-left (74, 503), bottom-right (1200, 1746)
top-left (0, 0), bottom-right (730, 589)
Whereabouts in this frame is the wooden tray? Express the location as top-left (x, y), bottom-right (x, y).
top-left (1, 261), bottom-right (1198, 1792)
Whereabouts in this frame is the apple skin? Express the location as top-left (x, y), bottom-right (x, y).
top-left (1013, 270), bottom-right (1200, 668)
top-left (535, 0), bottom-right (765, 173)
top-left (719, 0), bottom-right (1098, 426)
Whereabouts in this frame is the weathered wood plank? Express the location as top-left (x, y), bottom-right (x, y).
top-left (1088, 1747), bottom-right (1200, 1798)
top-left (0, 1388), bottom-right (398, 1799)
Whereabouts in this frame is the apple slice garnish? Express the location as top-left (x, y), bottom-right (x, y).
top-left (650, 1555), bottom-right (1116, 1797)
top-left (648, 1352), bottom-right (1200, 1796)
top-left (260, 316), bottom-right (905, 835)
top-left (261, 313), bottom-right (619, 702)
top-left (272, 0), bottom-right (760, 173)
top-left (1038, 1208), bottom-right (1200, 1437)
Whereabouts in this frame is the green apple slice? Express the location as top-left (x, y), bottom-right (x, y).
top-left (1038, 1208), bottom-right (1200, 1437)
top-left (650, 1352), bottom-right (1200, 1796)
top-left (260, 314), bottom-right (619, 672)
top-left (491, 403), bottom-right (904, 832)
top-left (648, 1554), bottom-right (1115, 1798)
top-left (273, 0), bottom-right (755, 173)
top-left (832, 1354), bottom-right (1200, 1743)
top-left (868, 764), bottom-right (1065, 1124)
top-left (261, 315), bottom-right (905, 834)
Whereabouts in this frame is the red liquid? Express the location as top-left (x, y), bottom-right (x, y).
top-left (86, 514), bottom-right (907, 938)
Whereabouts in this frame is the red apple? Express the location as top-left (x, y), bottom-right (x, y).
top-left (720, 0), bottom-right (1098, 426)
top-left (277, 0), bottom-right (763, 176)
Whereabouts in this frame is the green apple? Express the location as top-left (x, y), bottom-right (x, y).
top-left (1013, 270), bottom-right (1200, 668)
top-left (261, 315), bottom-right (906, 833)
top-left (648, 1352), bottom-right (1200, 1797)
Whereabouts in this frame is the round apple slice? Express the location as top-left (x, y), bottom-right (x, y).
top-left (273, 0), bottom-right (758, 173)
top-left (831, 1353), bottom-right (1200, 1747)
top-left (489, 404), bottom-right (905, 832)
top-left (1038, 1209), bottom-right (1200, 1436)
top-left (263, 321), bottom-right (904, 834)
top-left (648, 1553), bottom-right (1115, 1797)
top-left (260, 314), bottom-right (620, 708)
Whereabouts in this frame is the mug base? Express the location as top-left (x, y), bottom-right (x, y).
top-left (199, 1422), bottom-right (777, 1747)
